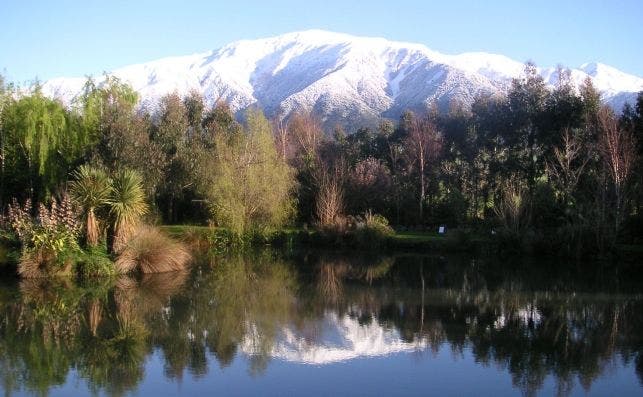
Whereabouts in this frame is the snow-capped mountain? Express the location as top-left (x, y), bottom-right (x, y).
top-left (41, 30), bottom-right (643, 127)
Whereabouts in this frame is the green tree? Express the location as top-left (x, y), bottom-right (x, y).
top-left (69, 164), bottom-right (111, 246)
top-left (107, 169), bottom-right (148, 253)
top-left (505, 62), bottom-right (549, 190)
top-left (200, 108), bottom-right (296, 235)
top-left (152, 93), bottom-right (190, 222)
top-left (2, 87), bottom-right (82, 202)
top-left (0, 75), bottom-right (11, 208)
top-left (82, 76), bottom-right (164, 198)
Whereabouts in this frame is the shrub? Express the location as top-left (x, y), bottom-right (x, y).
top-left (353, 211), bottom-right (394, 249)
top-left (494, 180), bottom-right (530, 236)
top-left (8, 195), bottom-right (82, 278)
top-left (115, 226), bottom-right (191, 274)
top-left (77, 245), bottom-right (116, 278)
top-left (314, 165), bottom-right (346, 230)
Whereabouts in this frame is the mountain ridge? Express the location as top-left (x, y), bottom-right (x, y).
top-left (41, 30), bottom-right (643, 127)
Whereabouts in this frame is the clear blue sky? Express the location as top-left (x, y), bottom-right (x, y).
top-left (1, 0), bottom-right (642, 84)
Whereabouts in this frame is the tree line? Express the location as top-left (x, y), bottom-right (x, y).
top-left (1, 64), bottom-right (642, 255)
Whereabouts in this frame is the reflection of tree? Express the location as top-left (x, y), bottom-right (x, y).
top-left (363, 284), bottom-right (643, 397)
top-left (313, 253), bottom-right (394, 306)
top-left (212, 253), bottom-right (297, 376)
top-left (145, 251), bottom-right (298, 378)
top-left (0, 273), bottom-right (188, 397)
top-left (0, 251), bottom-right (642, 396)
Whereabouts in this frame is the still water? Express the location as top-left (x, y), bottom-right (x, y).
top-left (0, 250), bottom-right (642, 396)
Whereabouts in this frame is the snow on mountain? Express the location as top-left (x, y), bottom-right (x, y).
top-left (40, 30), bottom-right (643, 127)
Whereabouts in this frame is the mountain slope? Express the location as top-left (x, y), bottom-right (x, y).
top-left (41, 30), bottom-right (643, 126)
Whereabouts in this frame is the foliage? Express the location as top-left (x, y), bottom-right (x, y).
top-left (69, 164), bottom-right (111, 246)
top-left (77, 245), bottom-right (116, 278)
top-left (353, 211), bottom-right (395, 249)
top-left (1, 68), bottom-right (642, 255)
top-left (107, 169), bottom-right (148, 253)
top-left (1, 88), bottom-right (88, 204)
top-left (7, 195), bottom-right (82, 277)
top-left (494, 179), bottom-right (531, 237)
top-left (82, 76), bottom-right (164, 198)
top-left (200, 108), bottom-right (296, 236)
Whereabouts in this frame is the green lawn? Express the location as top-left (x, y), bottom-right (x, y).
top-left (123, 226), bottom-right (643, 258)
top-left (162, 225), bottom-right (443, 241)
top-left (392, 231), bottom-right (445, 242)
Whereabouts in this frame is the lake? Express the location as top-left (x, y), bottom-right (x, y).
top-left (0, 249), bottom-right (642, 396)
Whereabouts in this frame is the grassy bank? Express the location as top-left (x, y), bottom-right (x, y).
top-left (160, 225), bottom-right (643, 262)
top-left (160, 225), bottom-right (493, 254)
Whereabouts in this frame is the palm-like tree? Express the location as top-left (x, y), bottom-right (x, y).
top-left (69, 165), bottom-right (111, 246)
top-left (108, 169), bottom-right (148, 253)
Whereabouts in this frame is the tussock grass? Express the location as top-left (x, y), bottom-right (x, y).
top-left (115, 226), bottom-right (192, 274)
top-left (18, 250), bottom-right (73, 278)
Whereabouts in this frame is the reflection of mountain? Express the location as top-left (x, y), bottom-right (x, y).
top-left (242, 312), bottom-right (427, 365)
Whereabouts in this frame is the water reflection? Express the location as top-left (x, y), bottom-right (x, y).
top-left (0, 251), bottom-right (642, 396)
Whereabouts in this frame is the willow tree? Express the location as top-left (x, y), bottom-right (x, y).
top-left (0, 76), bottom-right (10, 207)
top-left (2, 88), bottom-right (76, 202)
top-left (201, 108), bottom-right (296, 235)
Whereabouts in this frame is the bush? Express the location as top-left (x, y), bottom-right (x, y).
top-left (208, 228), bottom-right (247, 253)
top-left (77, 245), bottom-right (116, 278)
top-left (7, 196), bottom-right (82, 278)
top-left (115, 226), bottom-right (191, 274)
top-left (353, 212), bottom-right (394, 249)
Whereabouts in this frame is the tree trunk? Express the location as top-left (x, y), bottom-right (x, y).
top-left (419, 156), bottom-right (425, 221)
top-left (86, 209), bottom-right (99, 246)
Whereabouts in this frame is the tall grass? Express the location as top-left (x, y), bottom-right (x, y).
top-left (115, 226), bottom-right (191, 274)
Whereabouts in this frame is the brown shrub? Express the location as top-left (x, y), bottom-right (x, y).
top-left (115, 226), bottom-right (192, 274)
top-left (18, 250), bottom-right (74, 278)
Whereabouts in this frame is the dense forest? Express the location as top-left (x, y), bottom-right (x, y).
top-left (1, 63), bottom-right (642, 257)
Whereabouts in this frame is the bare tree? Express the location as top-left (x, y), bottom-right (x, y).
top-left (404, 114), bottom-right (443, 220)
top-left (597, 106), bottom-right (638, 232)
top-left (288, 111), bottom-right (323, 161)
top-left (314, 162), bottom-right (346, 229)
top-left (547, 128), bottom-right (589, 205)
top-left (272, 114), bottom-right (290, 162)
